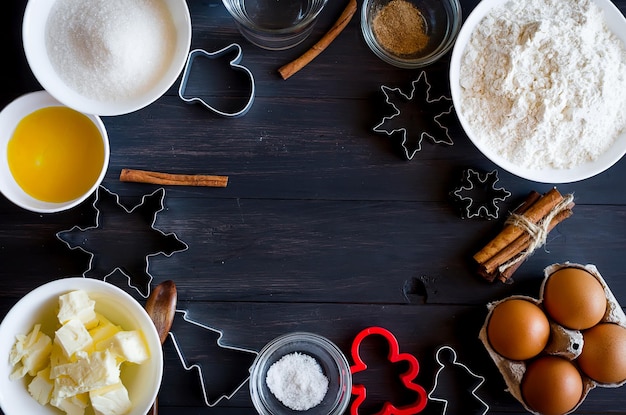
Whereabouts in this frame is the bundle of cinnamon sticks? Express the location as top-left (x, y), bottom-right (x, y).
top-left (474, 188), bottom-right (575, 283)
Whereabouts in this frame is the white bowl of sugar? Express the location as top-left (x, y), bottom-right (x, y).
top-left (450, 0), bottom-right (626, 183)
top-left (22, 0), bottom-right (192, 116)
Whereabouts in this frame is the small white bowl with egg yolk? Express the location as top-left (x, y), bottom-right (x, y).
top-left (0, 90), bottom-right (109, 213)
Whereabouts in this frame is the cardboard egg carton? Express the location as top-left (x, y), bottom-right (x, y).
top-left (479, 262), bottom-right (626, 414)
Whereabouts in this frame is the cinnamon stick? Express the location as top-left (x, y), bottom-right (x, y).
top-left (473, 188), bottom-right (564, 265)
top-left (120, 169), bottom-right (228, 187)
top-left (278, 0), bottom-right (357, 80)
top-left (475, 191), bottom-right (539, 282)
top-left (496, 207), bottom-right (574, 283)
top-left (482, 202), bottom-right (575, 275)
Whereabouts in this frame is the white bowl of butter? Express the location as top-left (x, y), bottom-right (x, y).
top-left (0, 278), bottom-right (163, 415)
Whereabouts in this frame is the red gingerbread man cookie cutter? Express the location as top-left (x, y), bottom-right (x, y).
top-left (349, 326), bottom-right (428, 415)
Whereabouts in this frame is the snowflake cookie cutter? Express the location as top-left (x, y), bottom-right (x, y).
top-left (350, 326), bottom-right (428, 415)
top-left (373, 71), bottom-right (454, 160)
top-left (428, 345), bottom-right (489, 415)
top-left (56, 186), bottom-right (188, 298)
top-left (178, 44), bottom-right (255, 117)
top-left (451, 168), bottom-right (511, 220)
top-left (169, 309), bottom-right (259, 407)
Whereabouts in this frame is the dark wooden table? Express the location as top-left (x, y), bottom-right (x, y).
top-left (2, 1), bottom-right (626, 414)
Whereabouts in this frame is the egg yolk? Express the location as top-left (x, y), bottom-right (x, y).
top-left (8, 107), bottom-right (105, 203)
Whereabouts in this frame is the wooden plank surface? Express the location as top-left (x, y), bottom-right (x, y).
top-left (1, 0), bottom-right (626, 414)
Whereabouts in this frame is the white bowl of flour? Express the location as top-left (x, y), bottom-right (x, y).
top-left (450, 0), bottom-right (626, 183)
top-left (23, 0), bottom-right (191, 116)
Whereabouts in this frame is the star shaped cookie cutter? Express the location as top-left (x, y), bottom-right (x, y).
top-left (451, 168), bottom-right (511, 220)
top-left (373, 71), bottom-right (454, 160)
top-left (56, 186), bottom-right (188, 298)
top-left (428, 345), bottom-right (489, 415)
top-left (350, 326), bottom-right (428, 415)
top-left (168, 309), bottom-right (258, 406)
top-left (178, 44), bottom-right (255, 117)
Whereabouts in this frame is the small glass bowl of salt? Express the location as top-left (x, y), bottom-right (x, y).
top-left (250, 332), bottom-right (352, 415)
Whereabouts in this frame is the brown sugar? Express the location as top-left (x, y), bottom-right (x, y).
top-left (372, 0), bottom-right (429, 56)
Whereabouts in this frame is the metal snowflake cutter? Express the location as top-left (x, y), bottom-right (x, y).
top-left (373, 71), bottom-right (454, 160)
top-left (451, 168), bottom-right (511, 220)
top-left (56, 186), bottom-right (188, 297)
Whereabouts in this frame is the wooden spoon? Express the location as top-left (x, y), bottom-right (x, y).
top-left (145, 280), bottom-right (177, 415)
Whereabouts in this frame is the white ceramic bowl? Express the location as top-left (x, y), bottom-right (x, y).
top-left (22, 0), bottom-right (192, 116)
top-left (0, 91), bottom-right (109, 213)
top-left (449, 0), bottom-right (626, 183)
top-left (0, 278), bottom-right (163, 415)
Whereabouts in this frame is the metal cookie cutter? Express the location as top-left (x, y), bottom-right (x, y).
top-left (450, 168), bottom-right (511, 220)
top-left (178, 44), bottom-right (255, 117)
top-left (56, 186), bottom-right (188, 298)
top-left (373, 71), bottom-right (454, 160)
top-left (428, 346), bottom-right (489, 415)
top-left (168, 309), bottom-right (258, 406)
top-left (350, 326), bottom-right (428, 415)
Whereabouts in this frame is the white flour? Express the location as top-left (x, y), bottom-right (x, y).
top-left (459, 0), bottom-right (626, 170)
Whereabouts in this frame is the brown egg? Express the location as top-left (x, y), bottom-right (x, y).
top-left (543, 267), bottom-right (607, 330)
top-left (487, 298), bottom-right (550, 360)
top-left (521, 356), bottom-right (583, 415)
top-left (577, 323), bottom-right (626, 384)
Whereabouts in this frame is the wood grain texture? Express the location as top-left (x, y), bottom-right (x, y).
top-left (1, 0), bottom-right (626, 414)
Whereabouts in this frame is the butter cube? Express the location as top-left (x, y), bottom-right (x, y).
top-left (51, 350), bottom-right (120, 398)
top-left (57, 290), bottom-right (97, 328)
top-left (89, 314), bottom-right (122, 352)
top-left (10, 324), bottom-right (53, 379)
top-left (51, 393), bottom-right (88, 415)
top-left (50, 343), bottom-right (73, 370)
top-left (90, 382), bottom-right (132, 415)
top-left (55, 319), bottom-right (93, 358)
top-left (103, 331), bottom-right (149, 364)
top-left (28, 367), bottom-right (54, 405)
top-left (52, 374), bottom-right (81, 401)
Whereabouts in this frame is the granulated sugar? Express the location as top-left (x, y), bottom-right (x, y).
top-left (46, 0), bottom-right (176, 101)
top-left (266, 352), bottom-right (328, 411)
top-left (459, 0), bottom-right (626, 170)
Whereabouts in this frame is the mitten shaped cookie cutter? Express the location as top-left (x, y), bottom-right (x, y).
top-left (56, 186), bottom-right (188, 298)
top-left (349, 326), bottom-right (428, 415)
top-left (178, 44), bottom-right (255, 117)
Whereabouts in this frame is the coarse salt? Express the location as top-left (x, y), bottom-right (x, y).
top-left (459, 0), bottom-right (626, 170)
top-left (45, 0), bottom-right (177, 101)
top-left (266, 352), bottom-right (329, 411)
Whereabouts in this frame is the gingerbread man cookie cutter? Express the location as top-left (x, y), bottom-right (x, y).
top-left (350, 326), bottom-right (428, 415)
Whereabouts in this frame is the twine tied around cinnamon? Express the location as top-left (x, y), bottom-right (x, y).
top-left (497, 193), bottom-right (575, 274)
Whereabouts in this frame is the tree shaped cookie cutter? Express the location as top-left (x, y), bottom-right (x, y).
top-left (428, 345), bottom-right (489, 415)
top-left (168, 309), bottom-right (259, 406)
top-left (56, 186), bottom-right (188, 298)
top-left (178, 44), bottom-right (255, 117)
top-left (350, 326), bottom-right (428, 415)
top-left (373, 71), bottom-right (454, 160)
